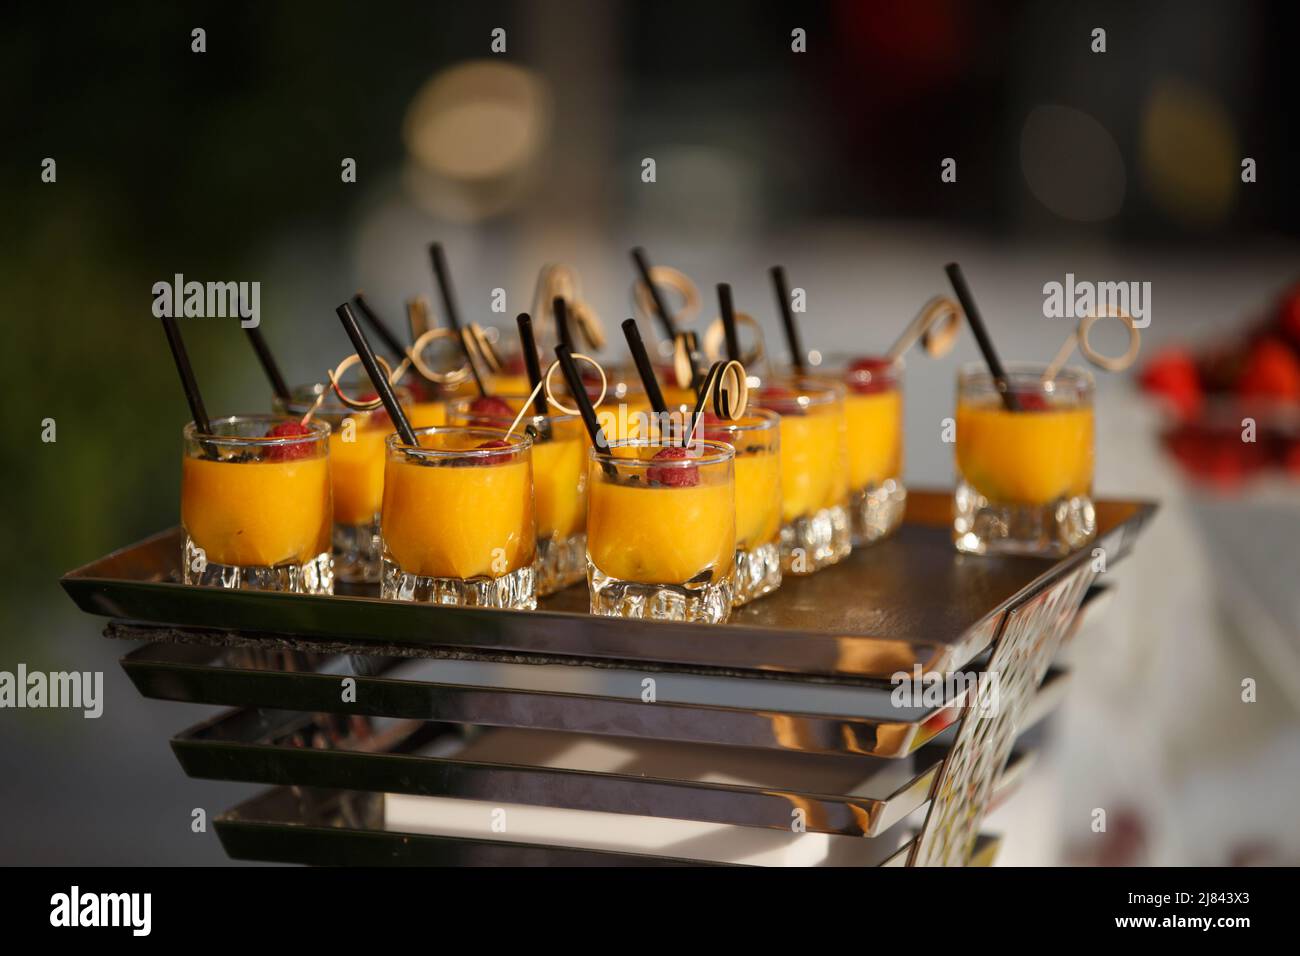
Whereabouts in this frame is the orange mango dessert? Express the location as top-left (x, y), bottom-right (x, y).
top-left (381, 429), bottom-right (536, 582)
top-left (182, 455), bottom-right (331, 567)
top-left (586, 440), bottom-right (736, 622)
top-left (951, 364), bottom-right (1097, 557)
top-left (703, 410), bottom-right (783, 605)
top-left (753, 377), bottom-right (852, 573)
top-left (844, 388), bottom-right (903, 489)
top-left (328, 417), bottom-right (391, 525)
top-left (180, 417), bottom-right (332, 583)
top-left (588, 476), bottom-right (735, 585)
top-left (448, 395), bottom-right (588, 593)
top-left (836, 356), bottom-right (907, 547)
top-left (955, 398), bottom-right (1094, 505)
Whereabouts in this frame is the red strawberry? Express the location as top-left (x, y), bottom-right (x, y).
top-left (845, 356), bottom-right (897, 395)
top-left (646, 445), bottom-right (699, 487)
top-left (1239, 337), bottom-right (1300, 402)
top-left (754, 385), bottom-right (796, 406)
top-left (265, 421), bottom-right (314, 461)
top-left (469, 395), bottom-right (515, 418)
top-left (473, 437), bottom-right (514, 463)
top-left (1140, 348), bottom-right (1203, 419)
top-left (1009, 391), bottom-right (1051, 412)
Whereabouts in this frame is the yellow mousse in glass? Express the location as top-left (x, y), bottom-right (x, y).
top-left (381, 427), bottom-right (536, 581)
top-left (956, 398), bottom-right (1094, 504)
top-left (180, 417), bottom-right (332, 581)
top-left (702, 410), bottom-right (783, 605)
top-left (754, 380), bottom-right (847, 522)
top-left (952, 364), bottom-right (1097, 556)
top-left (752, 376), bottom-right (852, 574)
top-left (586, 439), bottom-right (736, 623)
top-left (703, 413), bottom-right (781, 551)
top-left (448, 395), bottom-right (586, 542)
top-left (448, 394), bottom-right (588, 594)
top-left (841, 358), bottom-right (903, 489)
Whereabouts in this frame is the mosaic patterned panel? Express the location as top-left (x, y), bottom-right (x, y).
top-left (911, 562), bottom-right (1095, 866)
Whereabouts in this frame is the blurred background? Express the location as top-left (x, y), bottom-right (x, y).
top-left (3, 0), bottom-right (1299, 864)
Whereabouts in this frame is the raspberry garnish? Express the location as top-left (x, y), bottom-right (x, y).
top-left (1008, 390), bottom-right (1051, 412)
top-left (846, 356), bottom-right (895, 395)
top-left (476, 438), bottom-right (511, 449)
top-left (469, 395), bottom-right (516, 418)
top-left (264, 421), bottom-right (314, 461)
top-left (646, 445), bottom-right (700, 487)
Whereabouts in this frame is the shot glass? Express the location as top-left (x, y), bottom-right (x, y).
top-left (180, 415), bottom-right (333, 593)
top-left (752, 376), bottom-right (852, 574)
top-left (587, 439), bottom-right (736, 622)
top-left (953, 363), bottom-right (1096, 556)
top-left (448, 395), bottom-right (587, 595)
top-left (825, 356), bottom-right (907, 546)
top-left (701, 410), bottom-right (783, 605)
top-left (380, 426), bottom-right (537, 608)
top-left (274, 383), bottom-right (409, 584)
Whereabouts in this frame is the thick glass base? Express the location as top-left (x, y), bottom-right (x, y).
top-left (849, 479), bottom-right (907, 547)
top-left (587, 563), bottom-right (733, 623)
top-left (536, 532), bottom-right (586, 596)
top-left (183, 536), bottom-right (334, 594)
top-left (952, 479), bottom-right (1096, 556)
top-left (380, 559), bottom-right (537, 609)
top-left (732, 540), bottom-right (782, 607)
top-left (780, 504), bottom-right (852, 575)
top-left (334, 517), bottom-right (382, 584)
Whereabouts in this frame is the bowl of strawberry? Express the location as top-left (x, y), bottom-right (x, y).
top-left (1140, 283), bottom-right (1300, 489)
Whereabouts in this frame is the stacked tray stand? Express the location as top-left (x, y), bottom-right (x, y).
top-left (61, 490), bottom-right (1154, 866)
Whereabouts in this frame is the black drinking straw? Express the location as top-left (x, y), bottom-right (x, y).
top-left (943, 262), bottom-right (1019, 411)
top-left (555, 345), bottom-right (612, 462)
top-left (428, 242), bottom-right (486, 395)
top-left (516, 313), bottom-right (548, 416)
top-left (335, 302), bottom-right (420, 447)
top-left (631, 247), bottom-right (678, 342)
top-left (769, 266), bottom-right (805, 374)
top-left (622, 318), bottom-right (669, 415)
top-left (718, 283), bottom-right (741, 362)
top-left (243, 325), bottom-right (290, 402)
top-left (352, 293), bottom-right (407, 361)
top-left (161, 315), bottom-right (212, 437)
top-left (554, 296), bottom-right (575, 352)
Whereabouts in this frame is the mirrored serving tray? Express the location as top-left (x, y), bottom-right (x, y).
top-left (62, 490), bottom-right (1153, 681)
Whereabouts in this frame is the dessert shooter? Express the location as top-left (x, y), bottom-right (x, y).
top-left (702, 410), bottom-right (782, 605)
top-left (273, 382), bottom-right (406, 583)
top-left (163, 316), bottom-right (334, 594)
top-left (837, 358), bottom-right (906, 544)
top-left (448, 393), bottom-right (587, 595)
top-left (943, 262), bottom-right (1137, 556)
top-left (587, 438), bottom-right (737, 622)
top-left (953, 363), bottom-right (1095, 555)
top-left (335, 297), bottom-right (539, 610)
top-left (181, 415), bottom-right (334, 593)
top-left (380, 426), bottom-right (538, 608)
top-left (752, 376), bottom-right (851, 573)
